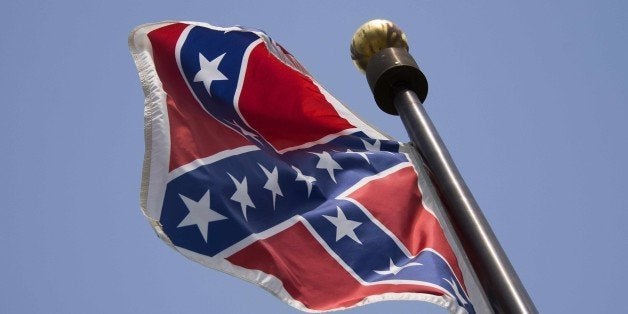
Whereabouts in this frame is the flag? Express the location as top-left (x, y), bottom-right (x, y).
top-left (129, 21), bottom-right (476, 313)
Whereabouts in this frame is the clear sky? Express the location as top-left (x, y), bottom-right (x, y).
top-left (2, 1), bottom-right (627, 313)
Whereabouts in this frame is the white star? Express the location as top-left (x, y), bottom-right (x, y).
top-left (362, 139), bottom-right (381, 152)
top-left (323, 206), bottom-right (362, 244)
top-left (374, 258), bottom-right (422, 276)
top-left (228, 174), bottom-right (255, 220)
top-left (310, 151), bottom-right (342, 183)
top-left (345, 149), bottom-right (370, 163)
top-left (259, 164), bottom-right (283, 209)
top-left (292, 166), bottom-right (316, 197)
top-left (443, 277), bottom-right (469, 305)
top-left (194, 52), bottom-right (228, 97)
top-left (178, 191), bottom-right (227, 242)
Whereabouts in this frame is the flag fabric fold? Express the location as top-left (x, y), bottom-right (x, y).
top-left (129, 21), bottom-right (476, 313)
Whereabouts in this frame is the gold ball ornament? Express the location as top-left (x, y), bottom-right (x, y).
top-left (350, 19), bottom-right (409, 73)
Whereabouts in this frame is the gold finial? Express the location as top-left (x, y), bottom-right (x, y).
top-left (350, 19), bottom-right (409, 73)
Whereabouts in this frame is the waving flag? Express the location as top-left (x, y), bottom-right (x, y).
top-left (129, 21), bottom-right (476, 313)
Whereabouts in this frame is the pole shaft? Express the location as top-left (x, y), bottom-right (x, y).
top-left (393, 88), bottom-right (537, 314)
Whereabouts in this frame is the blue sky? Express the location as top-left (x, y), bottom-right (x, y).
top-left (2, 1), bottom-right (627, 313)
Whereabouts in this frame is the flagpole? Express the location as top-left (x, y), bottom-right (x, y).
top-left (350, 20), bottom-right (537, 313)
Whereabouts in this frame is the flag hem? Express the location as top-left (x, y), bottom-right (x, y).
top-left (175, 245), bottom-right (468, 313)
top-left (129, 21), bottom-right (176, 246)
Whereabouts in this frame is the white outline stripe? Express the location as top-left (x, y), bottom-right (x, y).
top-left (213, 216), bottom-right (300, 259)
top-left (168, 145), bottom-right (260, 181)
top-left (276, 128), bottom-right (364, 154)
top-left (233, 39), bottom-right (264, 136)
top-left (174, 25), bottom-right (255, 146)
top-left (312, 80), bottom-right (391, 141)
top-left (336, 162), bottom-right (413, 199)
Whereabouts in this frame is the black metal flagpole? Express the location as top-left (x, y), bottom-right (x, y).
top-left (350, 20), bottom-right (537, 313)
